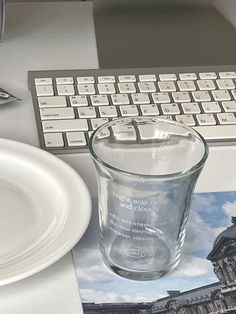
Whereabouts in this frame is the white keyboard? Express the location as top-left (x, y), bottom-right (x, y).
top-left (28, 66), bottom-right (236, 154)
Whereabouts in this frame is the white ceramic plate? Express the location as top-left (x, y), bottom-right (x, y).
top-left (0, 139), bottom-right (91, 286)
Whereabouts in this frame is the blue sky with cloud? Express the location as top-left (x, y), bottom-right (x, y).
top-left (73, 191), bottom-right (236, 303)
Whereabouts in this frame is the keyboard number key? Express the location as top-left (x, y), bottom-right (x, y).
top-left (44, 133), bottom-right (64, 148)
top-left (57, 84), bottom-right (75, 96)
top-left (158, 81), bottom-right (176, 92)
top-left (77, 84), bottom-right (95, 95)
top-left (118, 82), bottom-right (136, 93)
top-left (98, 83), bottom-right (116, 94)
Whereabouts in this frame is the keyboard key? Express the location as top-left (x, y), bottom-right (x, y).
top-left (112, 125), bottom-right (136, 141)
top-left (199, 72), bottom-right (217, 79)
top-left (139, 74), bottom-right (156, 82)
top-left (196, 114), bottom-right (216, 125)
top-left (176, 114), bottom-right (195, 126)
top-left (56, 77), bottom-right (74, 85)
top-left (231, 90), bottom-right (236, 100)
top-left (217, 113), bottom-right (236, 124)
top-left (42, 119), bottom-right (88, 132)
top-left (91, 118), bottom-right (109, 130)
top-left (98, 76), bottom-right (116, 83)
top-left (161, 103), bottom-right (180, 115)
top-left (44, 133), bottom-right (64, 148)
top-left (90, 95), bottom-right (109, 106)
top-left (57, 84), bottom-right (75, 96)
top-left (202, 102), bottom-right (221, 113)
top-left (40, 108), bottom-right (75, 120)
top-left (137, 124), bottom-right (159, 140)
top-left (36, 85), bottom-right (54, 97)
top-left (66, 132), bottom-right (87, 147)
top-left (118, 82), bottom-right (136, 93)
top-left (140, 104), bottom-right (159, 116)
top-left (181, 102), bottom-right (201, 114)
top-left (212, 90), bottom-right (231, 101)
top-left (197, 80), bottom-right (216, 91)
top-left (69, 95), bottom-right (88, 107)
top-left (160, 115), bottom-right (173, 121)
top-left (120, 105), bottom-right (139, 117)
top-left (172, 92), bottom-right (191, 103)
top-left (152, 92), bottom-right (170, 103)
top-left (78, 107), bottom-right (96, 118)
top-left (99, 106), bottom-right (118, 117)
top-left (219, 72), bottom-right (236, 79)
top-left (192, 91), bottom-right (211, 102)
top-left (216, 79), bottom-right (235, 90)
top-left (179, 73), bottom-right (197, 80)
top-left (111, 94), bottom-right (130, 105)
top-left (77, 84), bottom-right (95, 95)
top-left (177, 80), bottom-right (196, 91)
top-left (118, 75), bottom-right (136, 82)
top-left (131, 93), bottom-right (150, 104)
top-left (138, 82), bottom-right (156, 93)
top-left (222, 101), bottom-right (236, 112)
top-left (35, 78), bottom-right (52, 86)
top-left (158, 81), bottom-right (176, 92)
top-left (194, 125), bottom-right (236, 141)
top-left (97, 83), bottom-right (116, 94)
top-left (159, 74), bottom-right (177, 81)
top-left (38, 96), bottom-right (67, 108)
top-left (77, 76), bottom-right (95, 84)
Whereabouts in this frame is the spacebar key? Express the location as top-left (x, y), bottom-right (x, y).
top-left (42, 119), bottom-right (88, 132)
top-left (194, 125), bottom-right (236, 142)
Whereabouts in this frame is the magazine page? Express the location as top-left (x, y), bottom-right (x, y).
top-left (72, 191), bottom-right (236, 313)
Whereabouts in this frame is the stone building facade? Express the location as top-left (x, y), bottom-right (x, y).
top-left (83, 217), bottom-right (236, 314)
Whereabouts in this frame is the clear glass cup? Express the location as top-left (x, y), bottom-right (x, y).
top-left (89, 117), bottom-right (208, 280)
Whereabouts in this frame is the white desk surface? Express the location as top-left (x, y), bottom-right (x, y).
top-left (1, 2), bottom-right (236, 314)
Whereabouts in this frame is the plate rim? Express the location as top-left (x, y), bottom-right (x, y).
top-left (0, 138), bottom-right (92, 286)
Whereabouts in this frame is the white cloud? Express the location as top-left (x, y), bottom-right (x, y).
top-left (191, 194), bottom-right (218, 214)
top-left (184, 209), bottom-right (223, 254)
top-left (81, 288), bottom-right (165, 303)
top-left (170, 255), bottom-right (213, 278)
top-left (78, 262), bottom-right (114, 283)
top-left (223, 201), bottom-right (236, 219)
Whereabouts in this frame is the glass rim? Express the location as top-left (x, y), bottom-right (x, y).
top-left (89, 117), bottom-right (209, 180)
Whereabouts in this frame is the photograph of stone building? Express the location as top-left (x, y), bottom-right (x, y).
top-left (72, 191), bottom-right (236, 314)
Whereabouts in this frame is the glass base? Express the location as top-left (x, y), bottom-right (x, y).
top-left (102, 253), bottom-right (181, 281)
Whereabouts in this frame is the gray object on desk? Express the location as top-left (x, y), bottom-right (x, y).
top-left (0, 0), bottom-right (5, 41)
